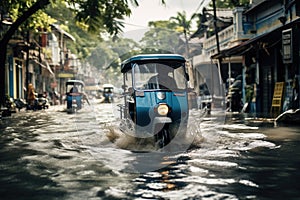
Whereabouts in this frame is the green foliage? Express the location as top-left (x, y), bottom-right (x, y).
top-left (72, 0), bottom-right (132, 35)
top-left (1, 0), bottom-right (56, 33)
top-left (87, 37), bottom-right (139, 70)
top-left (45, 1), bottom-right (99, 59)
top-left (86, 37), bottom-right (139, 84)
top-left (140, 20), bottom-right (184, 55)
top-left (169, 11), bottom-right (195, 35)
top-left (210, 0), bottom-right (250, 8)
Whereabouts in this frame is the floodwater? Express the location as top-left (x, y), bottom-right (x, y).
top-left (0, 99), bottom-right (299, 200)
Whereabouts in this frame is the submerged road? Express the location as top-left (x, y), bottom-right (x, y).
top-left (0, 99), bottom-right (300, 199)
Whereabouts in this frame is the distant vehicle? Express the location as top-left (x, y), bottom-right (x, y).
top-left (85, 84), bottom-right (101, 98)
top-left (198, 82), bottom-right (212, 114)
top-left (65, 80), bottom-right (85, 113)
top-left (102, 84), bottom-right (114, 103)
top-left (118, 54), bottom-right (189, 148)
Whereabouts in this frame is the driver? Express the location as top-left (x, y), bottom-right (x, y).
top-left (148, 66), bottom-right (177, 89)
top-left (70, 86), bottom-right (78, 93)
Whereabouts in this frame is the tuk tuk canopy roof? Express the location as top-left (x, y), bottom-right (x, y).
top-left (66, 80), bottom-right (85, 86)
top-left (103, 84), bottom-right (114, 88)
top-left (121, 54), bottom-right (186, 73)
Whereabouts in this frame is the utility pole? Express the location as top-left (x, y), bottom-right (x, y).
top-left (212, 0), bottom-right (221, 54)
top-left (212, 0), bottom-right (224, 107)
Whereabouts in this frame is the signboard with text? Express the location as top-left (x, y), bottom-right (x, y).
top-left (58, 73), bottom-right (74, 78)
top-left (282, 28), bottom-right (293, 64)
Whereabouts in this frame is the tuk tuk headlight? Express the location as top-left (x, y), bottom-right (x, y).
top-left (157, 92), bottom-right (166, 100)
top-left (156, 104), bottom-right (169, 116)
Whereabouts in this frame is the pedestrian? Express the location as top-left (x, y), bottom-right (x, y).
top-left (27, 83), bottom-right (36, 108)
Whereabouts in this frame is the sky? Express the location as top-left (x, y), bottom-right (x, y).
top-left (122, 0), bottom-right (211, 36)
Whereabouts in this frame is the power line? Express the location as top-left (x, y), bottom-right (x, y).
top-left (121, 21), bottom-right (148, 29)
top-left (194, 0), bottom-right (209, 14)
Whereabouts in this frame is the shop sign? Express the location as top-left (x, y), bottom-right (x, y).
top-left (58, 73), bottom-right (74, 78)
top-left (282, 28), bottom-right (293, 64)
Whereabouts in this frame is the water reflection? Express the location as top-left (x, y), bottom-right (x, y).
top-left (0, 102), bottom-right (299, 199)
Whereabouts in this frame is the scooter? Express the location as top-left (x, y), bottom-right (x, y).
top-left (14, 98), bottom-right (27, 111)
top-left (27, 93), bottom-right (49, 111)
top-left (36, 93), bottom-right (50, 110)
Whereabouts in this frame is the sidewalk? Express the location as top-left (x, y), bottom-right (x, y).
top-left (225, 112), bottom-right (275, 127)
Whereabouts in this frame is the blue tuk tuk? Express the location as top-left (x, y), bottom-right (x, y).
top-left (66, 80), bottom-right (85, 113)
top-left (102, 83), bottom-right (114, 103)
top-left (118, 54), bottom-right (189, 148)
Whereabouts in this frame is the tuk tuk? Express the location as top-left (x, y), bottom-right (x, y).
top-left (102, 83), bottom-right (114, 103)
top-left (118, 54), bottom-right (189, 148)
top-left (65, 80), bottom-right (85, 113)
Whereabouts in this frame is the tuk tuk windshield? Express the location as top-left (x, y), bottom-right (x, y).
top-left (66, 81), bottom-right (84, 94)
top-left (133, 62), bottom-right (187, 90)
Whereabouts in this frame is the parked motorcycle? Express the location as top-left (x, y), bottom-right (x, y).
top-left (27, 93), bottom-right (49, 110)
top-left (36, 93), bottom-right (50, 110)
top-left (2, 95), bottom-right (17, 116)
top-left (14, 98), bottom-right (27, 111)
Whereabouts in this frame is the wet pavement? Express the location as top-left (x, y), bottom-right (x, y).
top-left (0, 99), bottom-right (300, 199)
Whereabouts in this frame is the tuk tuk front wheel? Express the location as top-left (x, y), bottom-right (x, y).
top-left (155, 128), bottom-right (170, 148)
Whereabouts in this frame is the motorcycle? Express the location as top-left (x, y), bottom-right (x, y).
top-left (36, 93), bottom-right (50, 110)
top-left (14, 98), bottom-right (27, 111)
top-left (118, 54), bottom-right (189, 148)
top-left (1, 95), bottom-right (17, 117)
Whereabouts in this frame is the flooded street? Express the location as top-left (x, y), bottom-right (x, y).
top-left (1, 100), bottom-right (300, 200)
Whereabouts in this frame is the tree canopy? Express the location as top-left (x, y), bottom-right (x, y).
top-left (211, 0), bottom-right (250, 8)
top-left (0, 0), bottom-right (146, 105)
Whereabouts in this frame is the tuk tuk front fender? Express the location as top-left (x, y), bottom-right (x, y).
top-left (152, 116), bottom-right (172, 136)
top-left (153, 116), bottom-right (172, 124)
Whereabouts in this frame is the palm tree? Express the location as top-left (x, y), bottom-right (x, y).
top-left (169, 11), bottom-right (197, 58)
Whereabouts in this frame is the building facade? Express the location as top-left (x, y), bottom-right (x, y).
top-left (193, 0), bottom-right (300, 117)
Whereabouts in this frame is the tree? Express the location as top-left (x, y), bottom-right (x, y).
top-left (87, 37), bottom-right (140, 70)
top-left (211, 0), bottom-right (250, 8)
top-left (169, 11), bottom-right (197, 58)
top-left (1, 0), bottom-right (161, 106)
top-left (86, 37), bottom-right (139, 83)
top-left (44, 1), bottom-right (99, 59)
top-left (140, 20), bottom-right (184, 55)
top-left (0, 0), bottom-right (51, 106)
